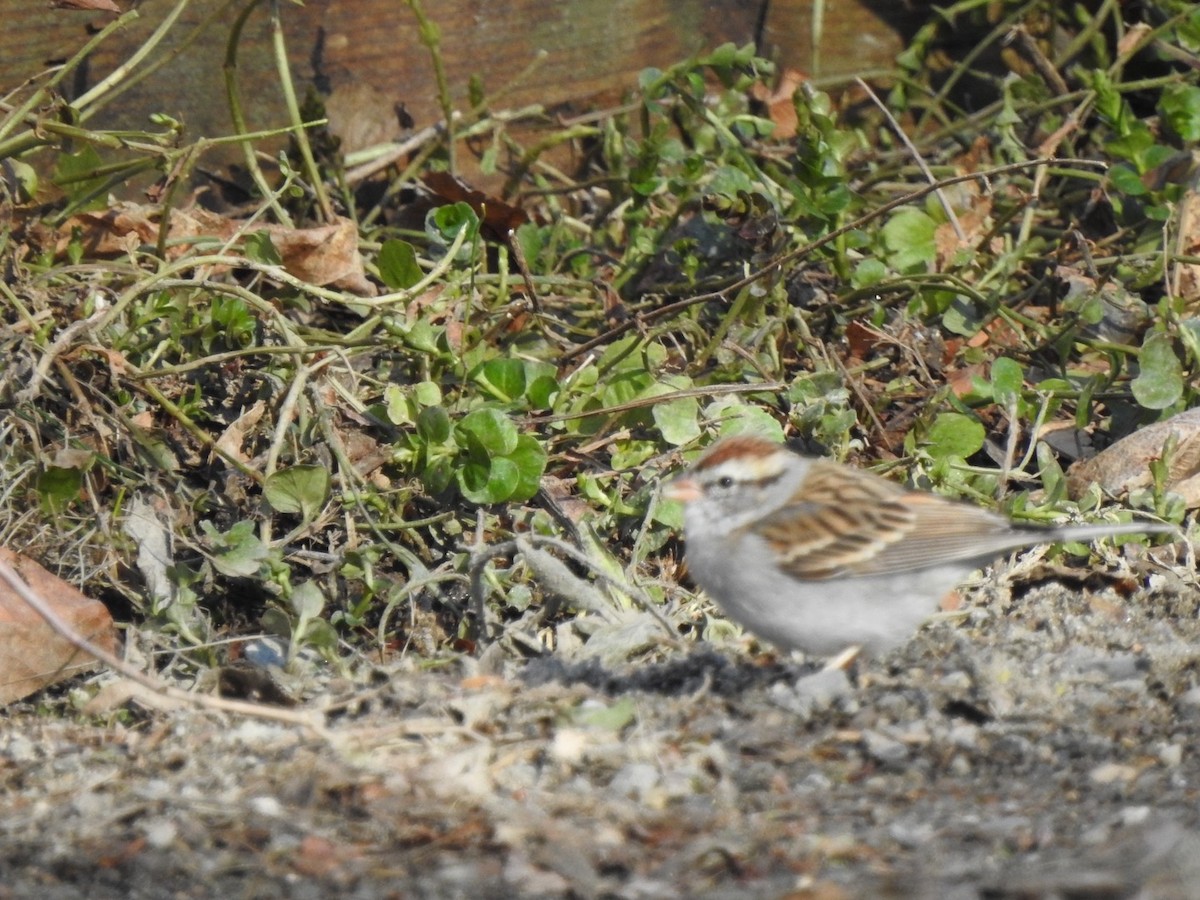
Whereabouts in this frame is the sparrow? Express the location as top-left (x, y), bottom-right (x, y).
top-left (663, 434), bottom-right (1174, 657)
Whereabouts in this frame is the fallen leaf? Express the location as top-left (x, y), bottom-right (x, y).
top-left (267, 216), bottom-right (377, 295)
top-left (422, 171), bottom-right (528, 239)
top-left (1116, 22), bottom-right (1152, 59)
top-left (749, 68), bottom-right (806, 140)
top-left (123, 495), bottom-right (175, 610)
top-left (0, 548), bottom-right (118, 704)
top-left (324, 81), bottom-right (404, 157)
top-left (213, 400), bottom-right (266, 465)
top-left (934, 195), bottom-right (993, 270)
top-left (53, 204), bottom-right (377, 295)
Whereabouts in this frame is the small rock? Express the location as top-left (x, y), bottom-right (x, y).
top-left (861, 730), bottom-right (908, 767)
top-left (1120, 806), bottom-right (1151, 826)
top-left (609, 762), bottom-right (660, 800)
top-left (249, 795), bottom-right (284, 817)
top-left (947, 723), bottom-right (980, 751)
top-left (770, 667), bottom-right (854, 719)
top-left (1090, 762), bottom-right (1142, 785)
top-left (1158, 743), bottom-right (1183, 767)
top-left (2, 734), bottom-right (37, 762)
top-left (889, 817), bottom-right (936, 848)
top-left (141, 816), bottom-right (178, 849)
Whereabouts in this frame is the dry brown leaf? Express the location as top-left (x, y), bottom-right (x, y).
top-left (422, 171), bottom-right (528, 238)
top-left (945, 362), bottom-right (988, 399)
top-left (0, 548), bottom-right (118, 704)
top-left (749, 68), bottom-right (806, 140)
top-left (934, 195), bottom-right (993, 270)
top-left (213, 399), bottom-right (267, 465)
top-left (1066, 407), bottom-right (1200, 506)
top-left (55, 205), bottom-right (377, 296)
top-left (267, 216), bottom-right (376, 295)
top-left (324, 81), bottom-right (404, 156)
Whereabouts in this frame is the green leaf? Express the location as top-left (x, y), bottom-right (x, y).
top-left (264, 465), bottom-right (331, 522)
top-left (707, 165), bottom-right (756, 200)
top-left (647, 378), bottom-right (700, 446)
top-left (244, 231), bottom-right (283, 265)
top-left (5, 159), bottom-right (36, 202)
top-left (1160, 84), bottom-right (1200, 142)
top-left (207, 521), bottom-right (270, 578)
top-left (262, 606), bottom-right (292, 638)
top-left (290, 580), bottom-right (326, 619)
top-left (474, 358), bottom-right (526, 401)
top-left (384, 384), bottom-right (414, 426)
top-left (923, 412), bottom-right (985, 459)
top-left (301, 618), bottom-right (338, 652)
top-left (378, 239), bottom-right (423, 289)
top-left (571, 696), bottom-right (637, 730)
top-left (1180, 9), bottom-right (1200, 52)
top-left (404, 318), bottom-right (441, 353)
top-left (602, 369), bottom-right (654, 409)
top-left (416, 405), bottom-right (452, 444)
top-left (426, 201), bottom-right (480, 248)
top-left (457, 460), bottom-right (490, 501)
top-left (851, 258), bottom-right (888, 289)
top-left (506, 434), bottom-right (548, 501)
top-left (457, 408), bottom-right (519, 456)
top-left (1090, 68), bottom-right (1123, 127)
top-left (36, 466), bottom-right (83, 514)
top-left (1132, 333), bottom-right (1183, 410)
top-left (52, 146), bottom-right (107, 211)
top-left (881, 207), bottom-right (938, 272)
top-left (941, 298), bottom-right (987, 337)
top-left (990, 356), bottom-right (1024, 406)
top-left (486, 457), bottom-right (520, 499)
top-left (526, 374), bottom-right (560, 409)
top-left (1036, 440), bottom-right (1066, 504)
top-left (707, 400), bottom-right (785, 442)
top-left (422, 455), bottom-right (454, 495)
top-left (1108, 164), bottom-right (1147, 196)
top-left (457, 456), bottom-right (519, 504)
top-left (413, 381), bottom-right (442, 406)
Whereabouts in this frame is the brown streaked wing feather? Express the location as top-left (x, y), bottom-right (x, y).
top-left (850, 492), bottom-right (1021, 574)
top-left (755, 461), bottom-right (918, 580)
top-left (756, 462), bottom-right (1023, 579)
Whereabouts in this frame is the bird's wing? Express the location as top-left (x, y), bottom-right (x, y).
top-left (755, 461), bottom-right (1029, 579)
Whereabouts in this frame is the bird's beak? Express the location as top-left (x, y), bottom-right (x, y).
top-left (662, 476), bottom-right (700, 503)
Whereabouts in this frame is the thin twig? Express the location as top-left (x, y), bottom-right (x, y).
top-left (560, 158), bottom-right (1108, 362)
top-left (856, 77), bottom-right (963, 241)
top-left (0, 555), bottom-right (330, 736)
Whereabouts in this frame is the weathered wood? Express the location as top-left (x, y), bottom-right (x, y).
top-left (0, 1), bottom-right (918, 179)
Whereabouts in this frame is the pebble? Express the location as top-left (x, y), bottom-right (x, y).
top-left (861, 730), bottom-right (908, 767)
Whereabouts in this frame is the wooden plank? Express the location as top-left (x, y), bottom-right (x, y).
top-left (0, 1), bottom-right (916, 181)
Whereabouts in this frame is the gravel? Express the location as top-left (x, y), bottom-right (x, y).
top-left (2, 579), bottom-right (1199, 898)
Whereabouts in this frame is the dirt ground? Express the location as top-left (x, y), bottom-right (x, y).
top-left (3, 565), bottom-right (1200, 900)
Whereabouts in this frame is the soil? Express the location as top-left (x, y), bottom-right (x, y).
top-left (3, 569), bottom-right (1200, 899)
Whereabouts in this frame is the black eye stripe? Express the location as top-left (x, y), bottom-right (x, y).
top-left (708, 468), bottom-right (785, 491)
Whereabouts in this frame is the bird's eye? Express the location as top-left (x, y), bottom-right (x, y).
top-left (716, 475), bottom-right (735, 489)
